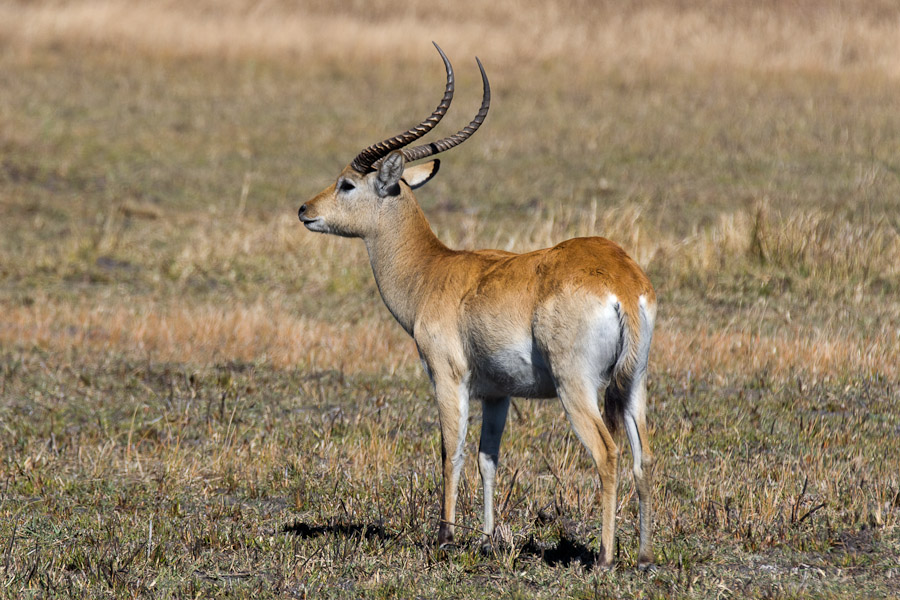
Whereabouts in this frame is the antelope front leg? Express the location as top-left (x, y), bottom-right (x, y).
top-left (434, 377), bottom-right (470, 548)
top-left (478, 396), bottom-right (510, 550)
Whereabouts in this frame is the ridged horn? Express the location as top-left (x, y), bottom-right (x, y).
top-left (350, 42), bottom-right (454, 173)
top-left (398, 56), bottom-right (490, 164)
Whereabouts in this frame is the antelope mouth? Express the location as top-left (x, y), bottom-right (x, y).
top-left (299, 216), bottom-right (326, 232)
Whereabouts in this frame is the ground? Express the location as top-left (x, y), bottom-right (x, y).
top-left (1, 1), bottom-right (898, 598)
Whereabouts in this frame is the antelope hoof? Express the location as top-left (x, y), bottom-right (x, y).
top-left (437, 524), bottom-right (455, 549)
top-left (637, 556), bottom-right (657, 573)
top-left (597, 548), bottom-right (615, 571)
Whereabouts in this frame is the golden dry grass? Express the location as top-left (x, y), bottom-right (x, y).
top-left (3, 299), bottom-right (895, 381)
top-left (2, 199), bottom-right (897, 379)
top-left (1, 298), bottom-right (414, 375)
top-left (2, 0), bottom-right (900, 77)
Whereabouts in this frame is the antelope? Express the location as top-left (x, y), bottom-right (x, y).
top-left (298, 43), bottom-right (656, 569)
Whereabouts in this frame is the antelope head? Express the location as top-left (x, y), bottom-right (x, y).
top-left (298, 43), bottom-right (490, 239)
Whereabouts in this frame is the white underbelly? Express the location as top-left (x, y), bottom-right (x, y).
top-left (472, 339), bottom-right (557, 399)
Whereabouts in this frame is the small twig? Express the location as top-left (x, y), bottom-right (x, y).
top-left (297, 543), bottom-right (325, 578)
top-left (23, 549), bottom-right (38, 586)
top-left (500, 468), bottom-right (520, 517)
top-left (798, 502), bottom-right (826, 524)
top-left (538, 449), bottom-right (563, 487)
top-left (2, 518), bottom-right (18, 572)
top-left (2, 502), bottom-right (40, 573)
top-left (118, 543), bottom-right (144, 572)
top-left (680, 387), bottom-right (694, 428)
top-left (147, 518), bottom-right (153, 560)
top-left (792, 476), bottom-right (809, 524)
top-left (510, 400), bottom-right (524, 423)
top-left (437, 519), bottom-right (479, 535)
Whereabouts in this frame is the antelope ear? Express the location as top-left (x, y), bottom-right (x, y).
top-left (375, 151), bottom-right (405, 198)
top-left (402, 160), bottom-right (440, 190)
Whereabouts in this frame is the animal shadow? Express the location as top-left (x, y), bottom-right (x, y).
top-left (282, 520), bottom-right (396, 543)
top-left (284, 520), bottom-right (600, 569)
top-left (519, 534), bottom-right (600, 569)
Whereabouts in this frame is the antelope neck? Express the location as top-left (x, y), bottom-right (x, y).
top-left (363, 200), bottom-right (452, 336)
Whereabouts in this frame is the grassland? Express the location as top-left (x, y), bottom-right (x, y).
top-left (1, 1), bottom-right (899, 598)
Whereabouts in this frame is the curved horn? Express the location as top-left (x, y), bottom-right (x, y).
top-left (399, 56), bottom-right (490, 164)
top-left (350, 42), bottom-right (455, 173)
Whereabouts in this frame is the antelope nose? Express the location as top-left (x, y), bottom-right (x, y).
top-left (298, 204), bottom-right (307, 220)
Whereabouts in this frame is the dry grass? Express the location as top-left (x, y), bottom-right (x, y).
top-left (2, 198), bottom-right (897, 380)
top-left (2, 296), bottom-right (895, 382)
top-left (1, 348), bottom-right (896, 598)
top-left (0, 298), bottom-right (414, 375)
top-left (2, 0), bottom-right (900, 77)
top-left (2, 2), bottom-right (900, 598)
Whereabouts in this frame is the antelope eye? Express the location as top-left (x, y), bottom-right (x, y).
top-left (339, 179), bottom-right (355, 192)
